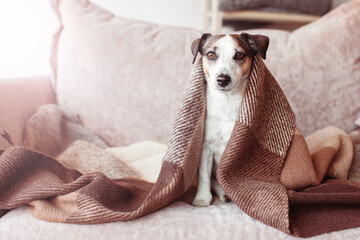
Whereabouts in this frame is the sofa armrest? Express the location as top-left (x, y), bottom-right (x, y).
top-left (0, 76), bottom-right (56, 148)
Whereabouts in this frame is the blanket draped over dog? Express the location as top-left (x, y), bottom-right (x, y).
top-left (1, 55), bottom-right (360, 237)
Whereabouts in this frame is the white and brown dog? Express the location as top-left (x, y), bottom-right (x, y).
top-left (191, 33), bottom-right (269, 207)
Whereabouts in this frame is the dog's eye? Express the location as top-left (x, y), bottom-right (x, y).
top-left (206, 51), bottom-right (216, 60)
top-left (234, 52), bottom-right (245, 60)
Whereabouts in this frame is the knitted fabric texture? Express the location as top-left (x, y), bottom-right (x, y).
top-left (0, 56), bottom-right (359, 237)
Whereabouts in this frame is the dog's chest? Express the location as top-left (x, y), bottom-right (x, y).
top-left (204, 91), bottom-right (242, 162)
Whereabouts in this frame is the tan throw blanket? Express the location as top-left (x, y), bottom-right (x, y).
top-left (1, 56), bottom-right (360, 237)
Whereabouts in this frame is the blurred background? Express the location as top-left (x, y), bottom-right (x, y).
top-left (0, 0), bottom-right (349, 79)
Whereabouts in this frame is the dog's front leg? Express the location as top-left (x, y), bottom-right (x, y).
top-left (192, 145), bottom-right (213, 207)
top-left (211, 177), bottom-right (230, 202)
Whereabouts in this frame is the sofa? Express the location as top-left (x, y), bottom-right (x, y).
top-left (0, 0), bottom-right (359, 239)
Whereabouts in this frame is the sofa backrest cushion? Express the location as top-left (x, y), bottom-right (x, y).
top-left (248, 1), bottom-right (360, 136)
top-left (51, 0), bottom-right (360, 146)
top-left (51, 0), bottom-right (201, 146)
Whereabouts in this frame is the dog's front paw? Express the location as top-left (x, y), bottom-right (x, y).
top-left (219, 192), bottom-right (231, 203)
top-left (213, 183), bottom-right (231, 203)
top-left (192, 192), bottom-right (212, 207)
top-left (192, 198), bottom-right (212, 207)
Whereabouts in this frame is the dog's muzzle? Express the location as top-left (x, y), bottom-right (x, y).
top-left (216, 74), bottom-right (231, 87)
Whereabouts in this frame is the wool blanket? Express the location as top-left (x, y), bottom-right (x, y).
top-left (1, 55), bottom-right (360, 238)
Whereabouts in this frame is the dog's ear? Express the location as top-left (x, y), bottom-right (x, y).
top-left (241, 33), bottom-right (269, 60)
top-left (191, 33), bottom-right (211, 64)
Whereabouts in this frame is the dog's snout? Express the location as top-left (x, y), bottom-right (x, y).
top-left (216, 74), bottom-right (231, 87)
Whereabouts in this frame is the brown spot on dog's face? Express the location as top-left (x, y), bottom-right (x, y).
top-left (200, 35), bottom-right (224, 79)
top-left (233, 35), bottom-right (258, 79)
top-left (230, 34), bottom-right (255, 78)
top-left (201, 35), bottom-right (225, 53)
top-left (229, 34), bottom-right (257, 57)
top-left (239, 55), bottom-right (252, 78)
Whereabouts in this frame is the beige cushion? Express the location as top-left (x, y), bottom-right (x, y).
top-left (250, 1), bottom-right (360, 136)
top-left (51, 0), bottom-right (201, 146)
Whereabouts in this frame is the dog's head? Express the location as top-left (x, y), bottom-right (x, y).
top-left (191, 33), bottom-right (269, 92)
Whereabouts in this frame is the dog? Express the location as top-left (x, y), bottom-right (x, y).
top-left (191, 33), bottom-right (269, 207)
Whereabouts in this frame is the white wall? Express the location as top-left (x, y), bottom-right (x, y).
top-left (0, 0), bottom-right (57, 79)
top-left (0, 0), bottom-right (202, 79)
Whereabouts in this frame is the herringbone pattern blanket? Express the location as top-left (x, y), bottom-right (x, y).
top-left (1, 56), bottom-right (360, 237)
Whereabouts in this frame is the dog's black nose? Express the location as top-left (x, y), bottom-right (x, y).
top-left (216, 74), bottom-right (231, 87)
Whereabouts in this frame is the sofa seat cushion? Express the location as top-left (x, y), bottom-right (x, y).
top-left (3, 203), bottom-right (360, 240)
